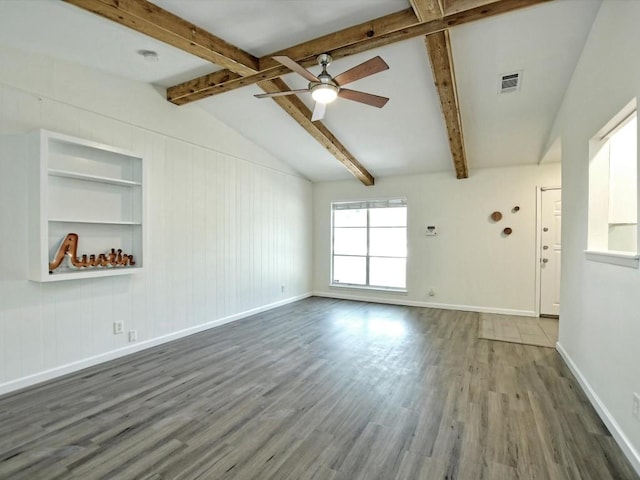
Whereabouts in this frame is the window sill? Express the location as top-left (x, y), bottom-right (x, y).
top-left (330, 284), bottom-right (408, 294)
top-left (584, 250), bottom-right (639, 268)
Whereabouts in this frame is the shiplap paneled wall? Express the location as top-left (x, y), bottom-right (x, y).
top-left (0, 82), bottom-right (312, 392)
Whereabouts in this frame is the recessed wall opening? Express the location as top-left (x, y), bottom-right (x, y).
top-left (588, 99), bottom-right (638, 257)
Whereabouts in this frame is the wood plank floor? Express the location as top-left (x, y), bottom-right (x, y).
top-left (0, 298), bottom-right (637, 480)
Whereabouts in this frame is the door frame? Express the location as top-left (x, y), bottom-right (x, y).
top-left (535, 185), bottom-right (561, 317)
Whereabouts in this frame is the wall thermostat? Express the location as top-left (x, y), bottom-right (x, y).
top-left (425, 225), bottom-right (437, 236)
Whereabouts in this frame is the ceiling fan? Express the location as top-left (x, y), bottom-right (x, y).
top-left (254, 54), bottom-right (390, 121)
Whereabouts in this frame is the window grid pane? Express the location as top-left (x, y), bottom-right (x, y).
top-left (369, 257), bottom-right (406, 289)
top-left (369, 227), bottom-right (407, 257)
top-left (334, 208), bottom-right (367, 227)
top-left (369, 207), bottom-right (407, 227)
top-left (333, 227), bottom-right (367, 256)
top-left (333, 255), bottom-right (366, 285)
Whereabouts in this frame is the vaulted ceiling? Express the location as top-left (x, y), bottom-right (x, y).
top-left (0, 0), bottom-right (601, 184)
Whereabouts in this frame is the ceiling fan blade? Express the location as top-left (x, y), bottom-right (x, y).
top-left (311, 102), bottom-right (326, 122)
top-left (338, 89), bottom-right (389, 108)
top-left (273, 56), bottom-right (319, 83)
top-left (254, 89), bottom-right (308, 99)
top-left (333, 56), bottom-right (389, 87)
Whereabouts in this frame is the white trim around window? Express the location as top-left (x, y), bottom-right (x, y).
top-left (331, 198), bottom-right (408, 290)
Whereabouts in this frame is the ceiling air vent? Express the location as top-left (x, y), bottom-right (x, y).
top-left (499, 71), bottom-right (522, 94)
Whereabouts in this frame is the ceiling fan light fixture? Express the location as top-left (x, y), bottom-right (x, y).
top-left (311, 84), bottom-right (338, 104)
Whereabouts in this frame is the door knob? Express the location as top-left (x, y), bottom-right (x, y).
top-left (542, 258), bottom-right (549, 263)
top-left (543, 227), bottom-right (549, 232)
top-left (543, 245), bottom-right (549, 250)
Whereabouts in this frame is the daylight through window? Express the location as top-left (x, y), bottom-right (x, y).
top-left (331, 199), bottom-right (407, 289)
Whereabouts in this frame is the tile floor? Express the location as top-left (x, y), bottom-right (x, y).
top-left (479, 313), bottom-right (559, 348)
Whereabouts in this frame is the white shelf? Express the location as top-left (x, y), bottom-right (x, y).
top-left (26, 129), bottom-right (145, 282)
top-left (44, 266), bottom-right (143, 282)
top-left (49, 219), bottom-right (142, 225)
top-left (584, 249), bottom-right (639, 268)
top-left (48, 169), bottom-right (141, 186)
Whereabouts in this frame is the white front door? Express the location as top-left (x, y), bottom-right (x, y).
top-left (540, 188), bottom-right (562, 316)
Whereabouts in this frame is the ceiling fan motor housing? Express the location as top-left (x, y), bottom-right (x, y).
top-left (317, 53), bottom-right (332, 67)
top-left (310, 54), bottom-right (339, 103)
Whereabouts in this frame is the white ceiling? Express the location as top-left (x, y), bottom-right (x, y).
top-left (452, 0), bottom-right (601, 168)
top-left (154, 0), bottom-right (409, 58)
top-left (0, 0), bottom-right (601, 182)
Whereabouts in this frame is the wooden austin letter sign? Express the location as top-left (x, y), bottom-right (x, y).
top-left (49, 233), bottom-right (135, 273)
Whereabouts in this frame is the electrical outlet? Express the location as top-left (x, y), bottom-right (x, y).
top-left (128, 330), bottom-right (137, 342)
top-left (633, 393), bottom-right (640, 420)
top-left (113, 321), bottom-right (124, 335)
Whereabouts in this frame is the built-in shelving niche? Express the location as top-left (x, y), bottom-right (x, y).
top-left (26, 130), bottom-right (144, 281)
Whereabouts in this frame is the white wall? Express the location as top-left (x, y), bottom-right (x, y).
top-left (0, 45), bottom-right (313, 394)
top-left (313, 164), bottom-right (560, 315)
top-left (553, 1), bottom-right (640, 472)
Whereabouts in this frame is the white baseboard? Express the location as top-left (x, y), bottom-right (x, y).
top-left (556, 342), bottom-right (640, 476)
top-left (312, 291), bottom-right (536, 317)
top-left (0, 293), bottom-right (312, 397)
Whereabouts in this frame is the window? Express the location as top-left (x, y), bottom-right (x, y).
top-left (588, 101), bottom-right (637, 265)
top-left (331, 199), bottom-right (407, 290)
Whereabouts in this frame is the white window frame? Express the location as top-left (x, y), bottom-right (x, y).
top-left (330, 199), bottom-right (408, 292)
top-left (586, 99), bottom-right (639, 268)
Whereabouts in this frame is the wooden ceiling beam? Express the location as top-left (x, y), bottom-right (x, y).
top-left (444, 0), bottom-right (501, 15)
top-left (411, 0), bottom-right (467, 178)
top-left (168, 0), bottom-right (551, 105)
top-left (260, 9), bottom-right (419, 71)
top-left (67, 0), bottom-right (548, 184)
top-left (62, 0), bottom-right (259, 75)
top-left (425, 30), bottom-right (468, 179)
top-left (258, 78), bottom-right (375, 186)
top-left (65, 0), bottom-right (375, 185)
top-left (167, 9), bottom-right (420, 105)
top-left (410, 0), bottom-right (444, 22)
